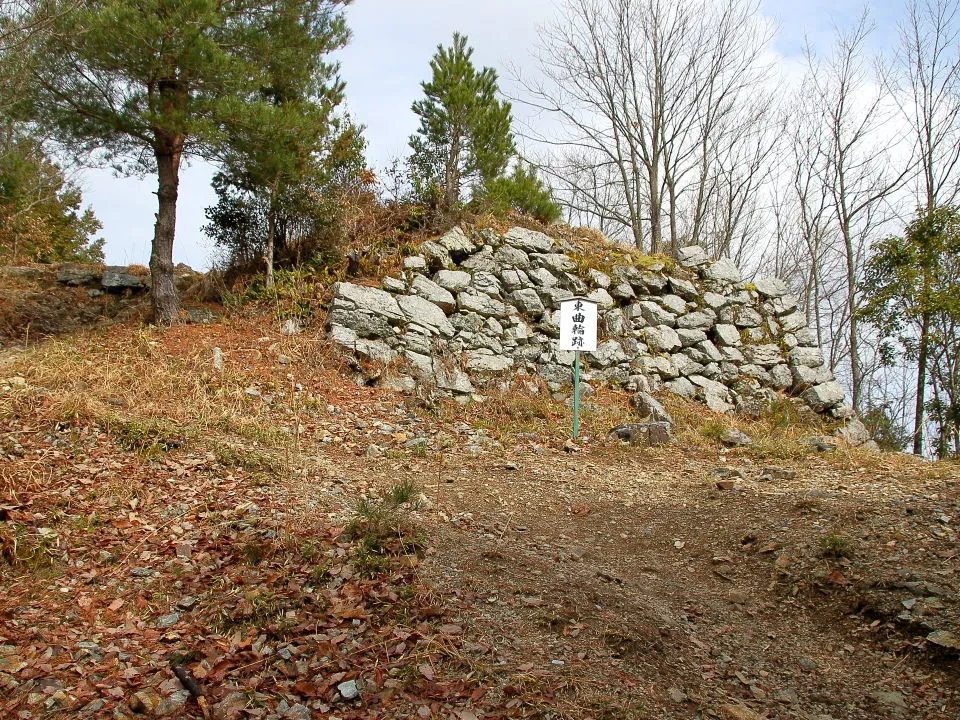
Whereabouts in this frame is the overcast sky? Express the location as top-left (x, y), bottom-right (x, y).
top-left (82, 0), bottom-right (903, 270)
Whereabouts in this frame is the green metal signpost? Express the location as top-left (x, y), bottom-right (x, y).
top-left (559, 297), bottom-right (598, 440)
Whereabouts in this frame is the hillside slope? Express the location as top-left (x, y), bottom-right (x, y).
top-left (0, 316), bottom-right (957, 720)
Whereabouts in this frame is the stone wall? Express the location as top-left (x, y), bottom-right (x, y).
top-left (327, 226), bottom-right (852, 420)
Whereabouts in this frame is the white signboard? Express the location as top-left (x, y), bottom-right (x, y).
top-left (558, 297), bottom-right (598, 352)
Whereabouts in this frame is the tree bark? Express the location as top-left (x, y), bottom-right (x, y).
top-left (265, 208), bottom-right (276, 290)
top-left (265, 184), bottom-right (278, 290)
top-left (445, 132), bottom-right (461, 209)
top-left (150, 132), bottom-right (182, 325)
top-left (914, 310), bottom-right (930, 455)
top-left (842, 224), bottom-right (862, 413)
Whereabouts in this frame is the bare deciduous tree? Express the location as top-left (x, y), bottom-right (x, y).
top-left (884, 0), bottom-right (960, 452)
top-left (517, 0), bottom-right (774, 257)
top-left (801, 13), bottom-right (911, 412)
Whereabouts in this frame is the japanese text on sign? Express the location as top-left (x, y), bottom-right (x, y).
top-left (558, 297), bottom-right (598, 352)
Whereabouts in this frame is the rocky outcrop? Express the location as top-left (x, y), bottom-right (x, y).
top-left (328, 226), bottom-right (851, 418)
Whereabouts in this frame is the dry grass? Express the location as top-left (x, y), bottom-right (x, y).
top-left (0, 321), bottom-right (351, 477)
top-left (446, 381), bottom-right (642, 444)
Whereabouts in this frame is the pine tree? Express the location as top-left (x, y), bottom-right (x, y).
top-left (210, 0), bottom-right (360, 288)
top-left (0, 126), bottom-right (103, 264)
top-left (484, 162), bottom-right (562, 223)
top-left (10, 0), bottom-right (351, 324)
top-left (409, 33), bottom-right (514, 210)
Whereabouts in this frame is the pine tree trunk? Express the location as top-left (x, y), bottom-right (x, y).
top-left (914, 311), bottom-right (930, 456)
top-left (445, 133), bottom-right (461, 209)
top-left (265, 204), bottom-right (277, 290)
top-left (150, 133), bottom-right (183, 325)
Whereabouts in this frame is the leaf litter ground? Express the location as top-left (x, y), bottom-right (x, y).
top-left (0, 320), bottom-right (957, 720)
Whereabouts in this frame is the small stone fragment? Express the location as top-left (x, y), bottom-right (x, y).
top-left (156, 613), bottom-right (180, 629)
top-left (719, 703), bottom-right (764, 720)
top-left (285, 703), bottom-right (312, 720)
top-left (129, 689), bottom-right (162, 714)
top-left (211, 691), bottom-right (247, 720)
top-left (927, 630), bottom-right (960, 649)
top-left (667, 687), bottom-right (688, 703)
top-left (720, 428), bottom-right (752, 447)
top-left (337, 679), bottom-right (360, 700)
top-left (280, 318), bottom-right (302, 336)
top-left (759, 466), bottom-right (796, 481)
top-left (609, 422), bottom-right (673, 446)
top-left (868, 690), bottom-right (908, 712)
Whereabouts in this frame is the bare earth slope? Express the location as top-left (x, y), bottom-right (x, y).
top-left (0, 319), bottom-right (957, 720)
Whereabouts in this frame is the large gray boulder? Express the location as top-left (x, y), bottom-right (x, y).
top-left (802, 381), bottom-right (846, 412)
top-left (461, 246), bottom-right (498, 272)
top-left (792, 364), bottom-right (834, 388)
top-left (645, 325), bottom-right (682, 353)
top-left (672, 353), bottom-right (705, 376)
top-left (676, 328), bottom-right (708, 347)
top-left (331, 325), bottom-right (396, 364)
top-left (743, 344), bottom-right (782, 368)
top-left (612, 265), bottom-right (647, 291)
top-left (702, 291), bottom-right (729, 310)
top-left (57, 264), bottom-right (99, 286)
top-left (665, 376), bottom-right (696, 398)
top-left (640, 355), bottom-right (679, 379)
top-left (788, 346), bottom-right (824, 368)
top-left (466, 351), bottom-right (513, 373)
top-left (690, 375), bottom-right (734, 413)
top-left (510, 288), bottom-right (546, 317)
top-left (633, 392), bottom-right (673, 423)
top-left (634, 301), bottom-right (677, 328)
top-left (436, 227), bottom-right (477, 257)
top-left (608, 282), bottom-right (634, 302)
top-left (834, 418), bottom-right (871, 446)
top-left (780, 311), bottom-right (808, 332)
top-left (499, 267), bottom-right (529, 291)
top-left (503, 227), bottom-right (554, 253)
top-left (610, 421), bottom-right (673, 446)
top-left (770, 364), bottom-right (794, 389)
top-left (586, 287), bottom-right (615, 309)
top-left (678, 245), bottom-right (710, 267)
top-left (433, 269), bottom-right (471, 292)
top-left (470, 271), bottom-right (503, 297)
top-left (659, 294), bottom-right (688, 315)
top-left (397, 294), bottom-right (455, 337)
top-left (753, 277), bottom-right (790, 298)
top-left (712, 324), bottom-right (742, 346)
top-left (458, 289), bottom-right (509, 318)
top-left (532, 252), bottom-right (576, 273)
top-left (586, 340), bottom-right (629, 368)
top-left (677, 311), bottom-right (715, 331)
top-left (588, 269), bottom-right (612, 288)
top-left (410, 275), bottom-right (455, 312)
top-left (419, 240), bottom-right (454, 270)
top-left (494, 244), bottom-right (531, 269)
top-left (730, 306), bottom-right (763, 328)
top-left (703, 257), bottom-right (742, 284)
top-left (102, 266), bottom-right (145, 290)
top-left (528, 266), bottom-right (560, 288)
top-left (668, 276), bottom-right (699, 300)
top-left (332, 282), bottom-right (403, 321)
top-left (697, 340), bottom-right (724, 362)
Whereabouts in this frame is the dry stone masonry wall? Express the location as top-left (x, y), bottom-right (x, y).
top-left (328, 226), bottom-right (852, 420)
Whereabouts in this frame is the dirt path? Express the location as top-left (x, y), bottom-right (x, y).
top-left (334, 445), bottom-right (960, 719)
